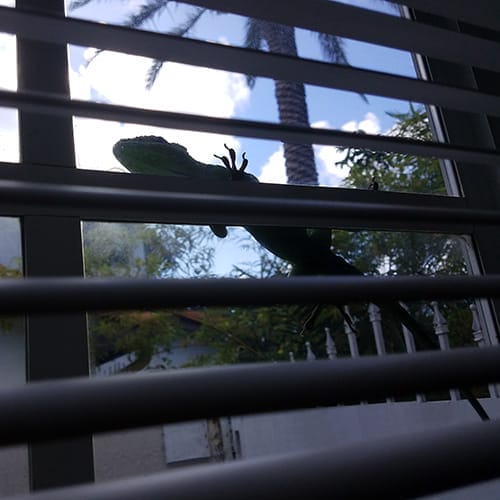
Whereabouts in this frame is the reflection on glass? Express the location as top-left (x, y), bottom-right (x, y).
top-left (83, 220), bottom-right (489, 475)
top-left (0, 217), bottom-right (28, 496)
top-left (82, 221), bottom-right (473, 370)
top-left (0, 217), bottom-right (23, 382)
top-left (67, 1), bottom-right (404, 72)
top-left (67, 2), bottom-right (445, 193)
top-left (73, 104), bottom-right (446, 195)
top-left (0, 30), bottom-right (19, 164)
top-left (0, 107), bottom-right (19, 163)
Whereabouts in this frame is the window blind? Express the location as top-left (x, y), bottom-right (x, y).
top-left (1, 0), bottom-right (499, 497)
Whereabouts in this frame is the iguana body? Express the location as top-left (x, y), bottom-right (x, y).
top-left (113, 136), bottom-right (489, 420)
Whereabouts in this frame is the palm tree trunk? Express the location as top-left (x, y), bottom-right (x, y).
top-left (260, 22), bottom-right (318, 186)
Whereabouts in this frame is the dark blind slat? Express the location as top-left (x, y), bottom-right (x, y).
top-left (1, 8), bottom-right (499, 118)
top-left (2, 90), bottom-right (499, 166)
top-left (1, 275), bottom-right (500, 314)
top-left (387, 0), bottom-right (500, 32)
top-left (177, 0), bottom-right (500, 73)
top-left (0, 176), bottom-right (492, 232)
top-left (0, 347), bottom-right (498, 444)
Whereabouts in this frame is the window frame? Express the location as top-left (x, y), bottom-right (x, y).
top-left (3, 0), bottom-right (499, 490)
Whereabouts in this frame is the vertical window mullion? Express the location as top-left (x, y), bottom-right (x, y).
top-left (16, 0), bottom-right (94, 490)
top-left (407, 7), bottom-right (500, 344)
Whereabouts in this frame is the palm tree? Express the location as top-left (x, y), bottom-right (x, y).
top-left (71, 1), bottom-right (351, 185)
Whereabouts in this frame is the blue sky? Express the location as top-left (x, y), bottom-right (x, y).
top-left (0, 0), bottom-right (421, 274)
top-left (0, 0), bottom-right (418, 186)
top-left (62, 0), bottom-right (417, 186)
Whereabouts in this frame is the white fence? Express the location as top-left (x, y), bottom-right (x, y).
top-left (295, 301), bottom-right (498, 401)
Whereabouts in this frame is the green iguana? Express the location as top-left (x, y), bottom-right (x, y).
top-left (113, 135), bottom-right (489, 421)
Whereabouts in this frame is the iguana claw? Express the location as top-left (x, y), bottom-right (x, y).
top-left (214, 144), bottom-right (249, 180)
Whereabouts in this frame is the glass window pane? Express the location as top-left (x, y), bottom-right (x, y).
top-left (66, 1), bottom-right (450, 193)
top-left (0, 217), bottom-right (28, 496)
top-left (0, 27), bottom-right (19, 164)
top-left (82, 219), bottom-right (490, 473)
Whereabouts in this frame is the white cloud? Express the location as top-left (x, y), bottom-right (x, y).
top-left (0, 109), bottom-right (18, 163)
top-left (0, 33), bottom-right (16, 91)
top-left (315, 143), bottom-right (350, 187)
top-left (258, 147), bottom-right (286, 184)
top-left (258, 112), bottom-right (382, 187)
top-left (312, 113), bottom-right (381, 187)
top-left (341, 112), bottom-right (381, 134)
top-left (0, 32), bottom-right (18, 163)
top-left (71, 49), bottom-right (251, 171)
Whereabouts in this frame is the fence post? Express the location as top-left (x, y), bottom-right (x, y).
top-left (431, 301), bottom-right (460, 401)
top-left (305, 342), bottom-right (316, 361)
top-left (368, 304), bottom-right (387, 355)
top-left (400, 303), bottom-right (425, 403)
top-left (470, 304), bottom-right (498, 398)
top-left (325, 327), bottom-right (337, 360)
top-left (343, 306), bottom-right (360, 357)
top-left (289, 352), bottom-right (295, 363)
top-left (470, 304), bottom-right (486, 347)
top-left (368, 304), bottom-right (393, 403)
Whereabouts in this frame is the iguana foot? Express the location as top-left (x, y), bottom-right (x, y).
top-left (214, 144), bottom-right (248, 180)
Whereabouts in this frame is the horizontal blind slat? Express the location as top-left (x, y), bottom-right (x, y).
top-left (0, 346), bottom-right (498, 443)
top-left (0, 165), bottom-right (475, 232)
top-left (177, 0), bottom-right (500, 72)
top-left (1, 8), bottom-right (499, 116)
top-left (386, 0), bottom-right (500, 32)
top-left (6, 418), bottom-right (500, 498)
top-left (0, 176), bottom-right (494, 231)
top-left (1, 275), bottom-right (500, 314)
top-left (2, 90), bottom-right (499, 165)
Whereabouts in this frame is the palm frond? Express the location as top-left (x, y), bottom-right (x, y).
top-left (317, 33), bottom-right (349, 65)
top-left (145, 59), bottom-right (164, 90)
top-left (168, 7), bottom-right (206, 36)
top-left (69, 0), bottom-right (128, 11)
top-left (85, 48), bottom-right (104, 67)
top-left (243, 19), bottom-right (264, 88)
top-left (124, 0), bottom-right (174, 28)
top-left (68, 0), bottom-right (96, 9)
top-left (317, 32), bottom-right (368, 103)
top-left (144, 8), bottom-right (207, 90)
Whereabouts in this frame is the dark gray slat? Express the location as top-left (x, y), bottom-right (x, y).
top-left (386, 0), bottom-right (500, 32)
top-left (0, 163), bottom-right (474, 234)
top-left (1, 90), bottom-right (500, 166)
top-left (178, 0), bottom-right (500, 73)
top-left (8, 417), bottom-right (500, 499)
top-left (1, 275), bottom-right (500, 314)
top-left (0, 346), bottom-right (499, 445)
top-left (1, 8), bottom-right (500, 118)
top-left (0, 177), bottom-right (495, 232)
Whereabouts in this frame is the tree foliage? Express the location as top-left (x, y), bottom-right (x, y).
top-left (330, 104), bottom-right (474, 351)
top-left (83, 222), bottom-right (215, 370)
top-left (70, 0), bottom-right (352, 185)
top-left (188, 105), bottom-right (477, 365)
top-left (0, 263), bottom-right (23, 333)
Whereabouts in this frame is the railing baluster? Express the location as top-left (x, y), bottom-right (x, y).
top-left (431, 302), bottom-right (460, 401)
top-left (325, 327), bottom-right (337, 360)
top-left (368, 304), bottom-right (387, 355)
top-left (400, 303), bottom-right (425, 402)
top-left (343, 306), bottom-right (360, 358)
top-left (369, 304), bottom-right (393, 403)
top-left (305, 342), bottom-right (316, 361)
top-left (470, 304), bottom-right (498, 398)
